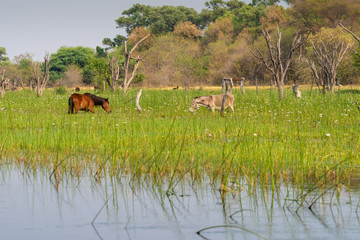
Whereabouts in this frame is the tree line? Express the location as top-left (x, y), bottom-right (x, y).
top-left (1, 0), bottom-right (360, 98)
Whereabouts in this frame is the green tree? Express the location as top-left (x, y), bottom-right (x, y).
top-left (0, 47), bottom-right (10, 66)
top-left (12, 53), bottom-right (34, 88)
top-left (141, 35), bottom-right (205, 87)
top-left (50, 46), bottom-right (95, 81)
top-left (307, 27), bottom-right (354, 93)
top-left (232, 3), bottom-right (266, 35)
top-left (288, 0), bottom-right (360, 34)
top-left (354, 42), bottom-right (360, 69)
top-left (83, 57), bottom-right (110, 88)
top-left (102, 34), bottom-right (127, 49)
top-left (251, 0), bottom-right (280, 6)
top-left (115, 4), bottom-right (199, 35)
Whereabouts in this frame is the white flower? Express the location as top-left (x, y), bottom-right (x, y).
top-left (326, 133), bottom-right (331, 137)
top-left (253, 133), bottom-right (257, 136)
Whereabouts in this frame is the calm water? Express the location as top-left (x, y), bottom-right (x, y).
top-left (1, 165), bottom-right (360, 240)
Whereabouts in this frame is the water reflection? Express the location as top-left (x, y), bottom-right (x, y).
top-left (1, 165), bottom-right (359, 240)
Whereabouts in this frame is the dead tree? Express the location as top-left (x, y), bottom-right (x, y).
top-left (136, 89), bottom-right (142, 113)
top-left (305, 59), bottom-right (325, 93)
top-left (108, 56), bottom-right (120, 92)
top-left (239, 77), bottom-right (245, 94)
top-left (310, 40), bottom-right (350, 94)
top-left (252, 27), bottom-right (302, 99)
top-left (33, 53), bottom-right (51, 97)
top-left (292, 84), bottom-right (302, 98)
top-left (13, 74), bottom-right (25, 90)
top-left (123, 34), bottom-right (150, 95)
top-left (222, 78), bottom-right (233, 92)
top-left (339, 23), bottom-right (360, 43)
top-left (1, 68), bottom-right (9, 98)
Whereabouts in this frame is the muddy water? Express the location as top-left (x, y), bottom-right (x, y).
top-left (1, 166), bottom-right (360, 240)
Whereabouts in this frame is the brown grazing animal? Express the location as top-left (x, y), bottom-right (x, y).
top-left (68, 93), bottom-right (111, 114)
top-left (84, 93), bottom-right (111, 113)
top-left (189, 93), bottom-right (235, 112)
top-left (68, 93), bottom-right (95, 114)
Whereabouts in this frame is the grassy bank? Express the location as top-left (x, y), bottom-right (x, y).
top-left (1, 87), bottom-right (359, 191)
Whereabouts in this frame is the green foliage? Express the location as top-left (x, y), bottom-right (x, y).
top-left (102, 34), bottom-right (127, 49)
top-left (232, 3), bottom-right (265, 35)
top-left (251, 0), bottom-right (280, 6)
top-left (288, 0), bottom-right (360, 33)
top-left (54, 85), bottom-right (67, 95)
top-left (83, 57), bottom-right (110, 86)
top-left (115, 4), bottom-right (199, 35)
top-left (353, 42), bottom-right (360, 69)
top-left (0, 47), bottom-right (9, 62)
top-left (50, 46), bottom-right (95, 81)
top-left (0, 47), bottom-right (11, 66)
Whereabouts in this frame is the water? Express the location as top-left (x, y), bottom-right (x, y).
top-left (1, 165), bottom-right (360, 240)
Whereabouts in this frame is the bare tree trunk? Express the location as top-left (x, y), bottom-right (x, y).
top-left (123, 34), bottom-right (150, 95)
top-left (251, 27), bottom-right (302, 99)
top-left (310, 41), bottom-right (350, 94)
top-left (339, 23), bottom-right (360, 42)
top-left (33, 53), bottom-right (51, 97)
top-left (13, 75), bottom-right (25, 90)
top-left (240, 77), bottom-right (245, 94)
top-left (109, 56), bottom-right (120, 92)
top-left (222, 78), bottom-right (233, 93)
top-left (136, 89), bottom-right (142, 113)
top-left (1, 68), bottom-right (8, 98)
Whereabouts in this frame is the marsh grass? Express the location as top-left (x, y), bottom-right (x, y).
top-left (0, 88), bottom-right (360, 197)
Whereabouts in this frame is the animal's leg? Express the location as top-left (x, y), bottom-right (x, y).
top-left (68, 97), bottom-right (74, 114)
top-left (89, 102), bottom-right (95, 113)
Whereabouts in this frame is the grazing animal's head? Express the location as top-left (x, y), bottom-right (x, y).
top-left (102, 99), bottom-right (111, 113)
top-left (189, 96), bottom-right (210, 112)
top-left (189, 98), bottom-right (199, 112)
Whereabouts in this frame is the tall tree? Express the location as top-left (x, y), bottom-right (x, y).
top-left (33, 54), bottom-right (51, 97)
top-left (116, 4), bottom-right (199, 35)
top-left (0, 47), bottom-right (10, 66)
top-left (0, 68), bottom-right (8, 98)
top-left (50, 46), bottom-right (94, 81)
top-left (123, 34), bottom-right (150, 95)
top-left (12, 53), bottom-right (34, 89)
top-left (252, 27), bottom-right (302, 99)
top-left (288, 0), bottom-right (360, 34)
top-left (307, 27), bottom-right (353, 93)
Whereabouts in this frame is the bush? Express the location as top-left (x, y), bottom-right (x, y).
top-left (55, 85), bottom-right (67, 95)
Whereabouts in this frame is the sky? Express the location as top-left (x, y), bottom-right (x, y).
top-left (1, 0), bottom-right (212, 62)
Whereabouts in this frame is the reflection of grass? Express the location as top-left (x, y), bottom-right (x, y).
top-left (0, 88), bottom-right (359, 193)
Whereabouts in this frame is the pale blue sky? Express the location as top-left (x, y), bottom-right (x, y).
top-left (0, 0), bottom-right (261, 61)
top-left (1, 0), bottom-right (211, 61)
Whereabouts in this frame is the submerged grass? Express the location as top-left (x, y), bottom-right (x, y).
top-left (0, 87), bottom-right (360, 193)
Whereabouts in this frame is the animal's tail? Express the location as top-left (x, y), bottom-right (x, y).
top-left (68, 96), bottom-right (74, 114)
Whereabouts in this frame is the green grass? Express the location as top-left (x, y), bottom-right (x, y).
top-left (1, 87), bottom-right (359, 192)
